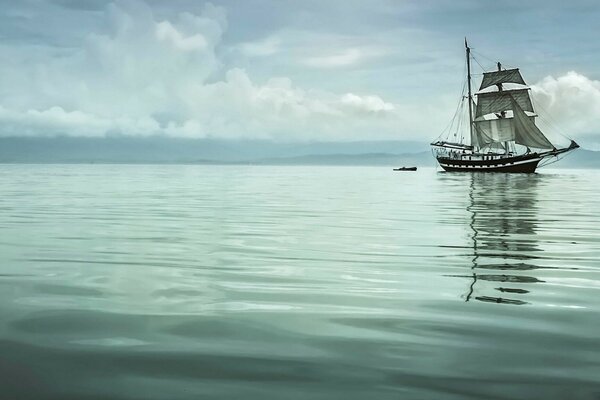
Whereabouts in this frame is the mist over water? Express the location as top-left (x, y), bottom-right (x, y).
top-left (0, 165), bottom-right (599, 399)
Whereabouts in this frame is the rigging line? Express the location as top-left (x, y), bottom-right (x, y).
top-left (529, 95), bottom-right (573, 140)
top-left (452, 109), bottom-right (460, 141)
top-left (459, 98), bottom-right (466, 143)
top-left (435, 62), bottom-right (468, 141)
top-left (537, 116), bottom-right (571, 142)
top-left (471, 53), bottom-right (488, 74)
top-left (471, 49), bottom-right (493, 61)
top-left (448, 107), bottom-right (462, 142)
top-left (454, 108), bottom-right (461, 140)
top-left (438, 93), bottom-right (463, 140)
top-left (539, 149), bottom-right (577, 168)
top-left (456, 99), bottom-right (466, 142)
top-left (437, 69), bottom-right (467, 139)
top-left (436, 59), bottom-right (469, 141)
top-left (471, 50), bottom-right (497, 69)
top-left (532, 112), bottom-right (572, 144)
top-left (499, 62), bottom-right (518, 70)
top-left (436, 76), bottom-right (467, 141)
top-left (471, 50), bottom-right (519, 72)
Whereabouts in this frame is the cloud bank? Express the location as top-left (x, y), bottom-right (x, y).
top-left (0, 0), bottom-right (402, 141)
top-left (0, 0), bottom-right (598, 145)
top-left (531, 72), bottom-right (600, 146)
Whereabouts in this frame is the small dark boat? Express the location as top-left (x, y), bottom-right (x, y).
top-left (393, 167), bottom-right (417, 171)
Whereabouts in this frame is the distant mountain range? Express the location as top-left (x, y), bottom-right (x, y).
top-left (252, 152), bottom-right (436, 166)
top-left (0, 137), bottom-right (597, 168)
top-left (254, 150), bottom-right (598, 169)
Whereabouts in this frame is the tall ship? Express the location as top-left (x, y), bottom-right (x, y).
top-left (431, 40), bottom-right (579, 173)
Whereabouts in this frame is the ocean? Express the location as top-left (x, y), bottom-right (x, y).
top-left (1, 165), bottom-right (599, 399)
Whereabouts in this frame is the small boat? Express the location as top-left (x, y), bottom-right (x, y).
top-left (393, 167), bottom-right (417, 171)
top-left (431, 39), bottom-right (579, 173)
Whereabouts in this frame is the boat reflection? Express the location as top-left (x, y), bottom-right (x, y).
top-left (460, 173), bottom-right (545, 305)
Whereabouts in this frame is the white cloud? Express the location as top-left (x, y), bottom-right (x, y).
top-left (0, 0), bottom-right (411, 141)
top-left (156, 21), bottom-right (208, 52)
top-left (8, 0), bottom-right (598, 146)
top-left (0, 105), bottom-right (162, 137)
top-left (532, 71), bottom-right (600, 146)
top-left (160, 68), bottom-right (401, 141)
top-left (0, 106), bottom-right (110, 137)
top-left (303, 48), bottom-right (363, 68)
top-left (341, 93), bottom-right (395, 113)
top-left (238, 36), bottom-right (281, 57)
top-left (1, 0), bottom-right (599, 148)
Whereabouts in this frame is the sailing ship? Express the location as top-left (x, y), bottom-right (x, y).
top-left (431, 40), bottom-right (579, 173)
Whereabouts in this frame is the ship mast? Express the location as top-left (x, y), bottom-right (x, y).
top-left (465, 39), bottom-right (474, 149)
top-left (496, 61), bottom-right (509, 154)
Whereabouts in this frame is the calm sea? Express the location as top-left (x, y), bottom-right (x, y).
top-left (1, 165), bottom-right (599, 399)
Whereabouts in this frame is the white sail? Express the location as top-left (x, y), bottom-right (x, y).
top-left (474, 118), bottom-right (514, 145)
top-left (511, 98), bottom-right (554, 149)
top-left (475, 89), bottom-right (533, 118)
top-left (479, 69), bottom-right (526, 90)
top-left (474, 113), bottom-right (543, 146)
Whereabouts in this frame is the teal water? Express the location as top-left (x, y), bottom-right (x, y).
top-left (0, 165), bottom-right (599, 399)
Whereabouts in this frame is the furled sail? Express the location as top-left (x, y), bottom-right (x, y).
top-left (511, 98), bottom-right (554, 149)
top-left (475, 89), bottom-right (533, 118)
top-left (479, 69), bottom-right (526, 90)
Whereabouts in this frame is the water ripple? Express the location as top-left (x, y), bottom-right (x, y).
top-left (0, 165), bottom-right (599, 399)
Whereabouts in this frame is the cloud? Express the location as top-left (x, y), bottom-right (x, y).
top-left (4, 1), bottom-right (597, 146)
top-left (303, 48), bottom-right (363, 68)
top-left (532, 72), bottom-right (600, 146)
top-left (0, 105), bottom-right (162, 137)
top-left (341, 93), bottom-right (394, 113)
top-left (155, 21), bottom-right (208, 52)
top-left (0, 0), bottom-right (408, 141)
top-left (161, 68), bottom-right (400, 140)
top-left (238, 36), bottom-right (281, 57)
top-left (0, 106), bottom-right (111, 137)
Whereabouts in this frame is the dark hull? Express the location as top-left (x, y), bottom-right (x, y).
top-left (437, 153), bottom-right (542, 173)
top-left (433, 140), bottom-right (578, 173)
top-left (440, 160), bottom-right (540, 173)
top-left (393, 167), bottom-right (417, 171)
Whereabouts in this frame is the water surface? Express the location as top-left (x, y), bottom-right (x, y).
top-left (0, 165), bottom-right (599, 399)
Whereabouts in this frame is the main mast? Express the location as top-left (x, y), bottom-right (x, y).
top-left (496, 61), bottom-right (510, 154)
top-left (465, 39), bottom-right (474, 148)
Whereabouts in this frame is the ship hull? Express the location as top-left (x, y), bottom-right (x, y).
top-left (437, 154), bottom-right (542, 173)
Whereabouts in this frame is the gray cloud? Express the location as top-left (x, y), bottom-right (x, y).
top-left (0, 0), bottom-right (598, 145)
top-left (0, 0), bottom-right (411, 141)
top-left (50, 0), bottom-right (107, 11)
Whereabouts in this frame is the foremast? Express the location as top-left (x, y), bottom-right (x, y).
top-left (465, 39), bottom-right (475, 150)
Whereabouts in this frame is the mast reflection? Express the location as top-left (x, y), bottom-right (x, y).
top-left (462, 173), bottom-right (544, 305)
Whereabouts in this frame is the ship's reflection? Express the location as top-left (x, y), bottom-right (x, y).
top-left (459, 173), bottom-right (545, 305)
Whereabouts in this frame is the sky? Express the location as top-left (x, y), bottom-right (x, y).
top-left (0, 0), bottom-right (599, 148)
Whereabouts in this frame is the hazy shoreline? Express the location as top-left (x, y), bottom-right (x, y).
top-left (0, 137), bottom-right (596, 168)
